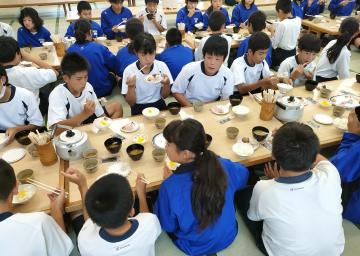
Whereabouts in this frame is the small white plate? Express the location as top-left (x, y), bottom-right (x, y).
top-left (210, 105), bottom-right (230, 115)
top-left (153, 133), bottom-right (166, 149)
top-left (2, 148), bottom-right (26, 163)
top-left (12, 184), bottom-right (37, 205)
top-left (232, 142), bottom-right (255, 157)
top-left (330, 95), bottom-right (360, 109)
top-left (107, 162), bottom-right (131, 177)
top-left (93, 117), bottom-right (112, 130)
top-left (313, 114), bottom-right (333, 125)
top-left (144, 74), bottom-right (162, 84)
top-left (120, 121), bottom-right (140, 133)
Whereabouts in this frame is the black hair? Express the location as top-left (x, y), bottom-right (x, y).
top-left (61, 52), bottom-right (90, 76)
top-left (166, 28), bottom-right (182, 46)
top-left (0, 66), bottom-right (9, 85)
top-left (185, 0), bottom-right (199, 3)
top-left (298, 33), bottom-right (321, 53)
top-left (74, 19), bottom-right (91, 44)
top-left (18, 7), bottom-right (44, 31)
top-left (109, 0), bottom-right (124, 3)
top-left (248, 32), bottom-right (270, 53)
top-left (0, 36), bottom-right (20, 64)
top-left (125, 18), bottom-right (144, 53)
top-left (77, 1), bottom-right (92, 13)
top-left (163, 119), bottom-right (227, 230)
top-left (248, 11), bottom-right (266, 32)
top-left (145, 0), bottom-right (159, 4)
top-left (273, 122), bottom-right (319, 172)
top-left (327, 17), bottom-right (359, 64)
top-left (85, 174), bottom-right (134, 229)
top-left (0, 159), bottom-right (16, 201)
top-left (241, 0), bottom-right (255, 7)
top-left (208, 11), bottom-right (226, 31)
top-left (202, 35), bottom-right (228, 59)
top-left (206, 0), bottom-right (223, 15)
top-left (275, 0), bottom-right (292, 14)
top-left (133, 32), bottom-right (156, 54)
top-left (355, 106), bottom-right (360, 122)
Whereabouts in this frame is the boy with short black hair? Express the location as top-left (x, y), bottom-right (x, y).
top-left (231, 32), bottom-right (291, 95)
top-left (157, 28), bottom-right (194, 80)
top-left (278, 33), bottom-right (321, 86)
top-left (137, 0), bottom-right (167, 35)
top-left (269, 0), bottom-right (301, 68)
top-left (65, 0), bottom-right (103, 38)
top-left (241, 122), bottom-right (345, 255)
top-left (0, 159), bottom-right (73, 255)
top-left (101, 0), bottom-right (133, 39)
top-left (63, 168), bottom-right (161, 256)
top-left (236, 10), bottom-right (272, 66)
top-left (172, 35), bottom-right (234, 107)
top-left (194, 11), bottom-right (232, 66)
top-left (47, 52), bottom-right (122, 129)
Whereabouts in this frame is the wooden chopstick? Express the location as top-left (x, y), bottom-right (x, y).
top-left (27, 178), bottom-right (69, 197)
top-left (140, 177), bottom-right (150, 184)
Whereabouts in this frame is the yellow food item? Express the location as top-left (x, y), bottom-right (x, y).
top-left (168, 160), bottom-right (178, 170)
top-left (100, 120), bottom-right (108, 126)
top-left (136, 136), bottom-right (145, 143)
top-left (321, 101), bottom-right (331, 107)
top-left (17, 190), bottom-right (27, 199)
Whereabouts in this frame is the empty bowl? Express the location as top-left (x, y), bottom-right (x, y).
top-left (17, 169), bottom-right (34, 183)
top-left (167, 102), bottom-right (181, 115)
top-left (15, 130), bottom-right (32, 145)
top-left (152, 148), bottom-right (165, 162)
top-left (126, 144), bottom-right (144, 161)
top-left (305, 80), bottom-right (318, 91)
top-left (252, 126), bottom-right (269, 142)
top-left (104, 137), bottom-right (122, 154)
top-left (229, 94), bottom-right (243, 106)
top-left (205, 134), bottom-right (212, 148)
top-left (83, 158), bottom-right (98, 173)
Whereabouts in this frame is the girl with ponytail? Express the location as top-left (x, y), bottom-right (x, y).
top-left (155, 119), bottom-right (249, 255)
top-left (68, 19), bottom-right (117, 97)
top-left (315, 17), bottom-right (359, 82)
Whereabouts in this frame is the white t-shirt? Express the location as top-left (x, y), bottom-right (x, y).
top-left (172, 61), bottom-right (234, 103)
top-left (137, 8), bottom-right (167, 35)
top-left (248, 160), bottom-right (345, 256)
top-left (47, 83), bottom-right (104, 128)
top-left (194, 33), bottom-right (232, 67)
top-left (0, 212), bottom-right (73, 256)
top-left (314, 40), bottom-right (351, 80)
top-left (271, 17), bottom-right (301, 50)
top-left (230, 55), bottom-right (272, 87)
top-left (5, 65), bottom-right (57, 103)
top-left (122, 60), bottom-right (173, 104)
top-left (0, 22), bottom-right (14, 37)
top-left (0, 85), bottom-right (43, 131)
top-left (78, 213), bottom-right (161, 256)
top-left (278, 56), bottom-right (316, 86)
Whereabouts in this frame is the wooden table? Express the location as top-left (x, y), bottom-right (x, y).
top-left (301, 16), bottom-right (342, 37)
top-left (22, 45), bottom-right (62, 69)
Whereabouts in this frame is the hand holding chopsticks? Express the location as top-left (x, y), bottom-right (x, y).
top-left (26, 178), bottom-right (69, 198)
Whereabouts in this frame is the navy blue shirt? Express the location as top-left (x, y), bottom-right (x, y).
top-left (17, 26), bottom-right (52, 47)
top-left (115, 45), bottom-right (138, 78)
top-left (67, 41), bottom-right (117, 97)
top-left (176, 7), bottom-right (203, 32)
top-left (305, 0), bottom-right (325, 16)
top-left (237, 37), bottom-right (273, 67)
top-left (101, 6), bottom-right (133, 39)
top-left (231, 3), bottom-right (258, 28)
top-left (328, 0), bottom-right (356, 16)
top-left (331, 132), bottom-right (360, 224)
top-left (65, 20), bottom-right (103, 38)
top-left (156, 44), bottom-right (194, 80)
top-left (202, 7), bottom-right (230, 30)
top-left (292, 0), bottom-right (306, 18)
top-left (154, 158), bottom-right (249, 255)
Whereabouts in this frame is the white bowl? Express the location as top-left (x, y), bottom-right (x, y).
top-left (42, 42), bottom-right (54, 47)
top-left (118, 25), bottom-right (126, 32)
top-left (194, 22), bottom-right (204, 29)
top-left (12, 184), bottom-right (37, 204)
top-left (226, 24), bottom-right (235, 29)
top-left (142, 107), bottom-right (160, 119)
top-left (93, 117), bottom-right (112, 130)
top-left (333, 117), bottom-right (347, 131)
top-left (96, 36), bottom-right (107, 41)
top-left (0, 133), bottom-right (9, 149)
top-left (277, 83), bottom-right (293, 94)
top-left (232, 105), bottom-right (250, 117)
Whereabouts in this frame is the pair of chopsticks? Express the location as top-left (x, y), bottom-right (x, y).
top-left (28, 130), bottom-right (49, 145)
top-left (131, 170), bottom-right (150, 184)
top-left (262, 89), bottom-right (277, 103)
top-left (26, 178), bottom-right (69, 198)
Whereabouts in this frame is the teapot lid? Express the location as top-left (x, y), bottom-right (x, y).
top-left (277, 96), bottom-right (303, 109)
top-left (59, 129), bottom-right (84, 144)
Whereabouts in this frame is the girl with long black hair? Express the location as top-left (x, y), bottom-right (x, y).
top-left (315, 17), bottom-right (359, 82)
top-left (202, 0), bottom-right (231, 30)
top-left (155, 119), bottom-right (249, 255)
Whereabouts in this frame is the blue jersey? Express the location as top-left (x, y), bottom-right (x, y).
top-left (17, 26), bottom-right (52, 47)
top-left (157, 44), bottom-right (194, 80)
top-left (231, 3), bottom-right (258, 28)
top-left (115, 45), bottom-right (138, 78)
top-left (237, 37), bottom-right (272, 67)
top-left (331, 132), bottom-right (360, 224)
top-left (176, 7), bottom-right (203, 32)
top-left (65, 20), bottom-right (103, 38)
top-left (154, 158), bottom-right (249, 255)
top-left (67, 41), bottom-right (117, 97)
top-left (328, 0), bottom-right (356, 16)
top-left (292, 0), bottom-right (306, 18)
top-left (101, 6), bottom-right (133, 39)
top-left (202, 7), bottom-right (230, 30)
top-left (304, 0), bottom-right (325, 16)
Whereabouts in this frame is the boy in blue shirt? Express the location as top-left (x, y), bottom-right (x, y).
top-left (292, 0), bottom-right (306, 18)
top-left (236, 11), bottom-right (272, 67)
top-left (304, 0), bottom-right (325, 16)
top-left (17, 7), bottom-right (52, 47)
top-left (328, 0), bottom-right (356, 16)
top-left (202, 0), bottom-right (230, 31)
top-left (157, 28), bottom-right (194, 80)
top-left (116, 18), bottom-right (144, 80)
top-left (231, 0), bottom-right (258, 29)
top-left (101, 0), bottom-right (133, 39)
top-left (65, 1), bottom-right (103, 39)
top-left (176, 0), bottom-right (203, 32)
top-left (331, 107), bottom-right (360, 225)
